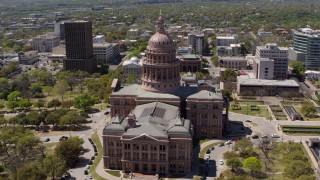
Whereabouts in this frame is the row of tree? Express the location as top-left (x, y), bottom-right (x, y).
top-left (0, 126), bottom-right (84, 180)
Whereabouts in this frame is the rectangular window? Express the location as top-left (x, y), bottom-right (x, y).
top-left (160, 145), bottom-right (166, 151)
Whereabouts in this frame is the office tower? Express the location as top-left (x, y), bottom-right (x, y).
top-left (63, 21), bottom-right (97, 73)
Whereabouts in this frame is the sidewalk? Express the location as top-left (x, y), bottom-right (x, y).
top-left (302, 141), bottom-right (319, 169)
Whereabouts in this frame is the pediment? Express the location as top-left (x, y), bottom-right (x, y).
top-left (131, 133), bottom-right (158, 141)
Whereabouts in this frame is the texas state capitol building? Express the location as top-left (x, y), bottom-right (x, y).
top-left (103, 15), bottom-right (229, 175)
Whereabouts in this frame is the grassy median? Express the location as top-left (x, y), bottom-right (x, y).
top-left (89, 132), bottom-right (107, 180)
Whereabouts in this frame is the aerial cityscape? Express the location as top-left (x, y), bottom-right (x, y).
top-left (0, 0), bottom-right (320, 180)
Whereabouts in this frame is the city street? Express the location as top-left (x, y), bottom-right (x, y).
top-left (41, 109), bottom-right (110, 180)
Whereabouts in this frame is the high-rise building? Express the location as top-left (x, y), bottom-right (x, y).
top-left (256, 43), bottom-right (288, 79)
top-left (292, 28), bottom-right (320, 70)
top-left (252, 58), bottom-right (274, 80)
top-left (188, 32), bottom-right (205, 54)
top-left (32, 34), bottom-right (60, 52)
top-left (63, 21), bottom-right (97, 73)
top-left (54, 21), bottom-right (65, 40)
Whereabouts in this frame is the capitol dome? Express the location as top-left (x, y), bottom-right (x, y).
top-left (147, 15), bottom-right (174, 49)
top-left (141, 14), bottom-right (180, 93)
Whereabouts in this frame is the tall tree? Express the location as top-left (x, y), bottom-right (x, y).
top-left (55, 136), bottom-right (84, 167)
top-left (243, 157), bottom-right (262, 174)
top-left (14, 163), bottom-right (46, 180)
top-left (73, 94), bottom-right (96, 111)
top-left (226, 157), bottom-right (243, 172)
top-left (44, 153), bottom-right (67, 180)
top-left (54, 80), bottom-right (68, 102)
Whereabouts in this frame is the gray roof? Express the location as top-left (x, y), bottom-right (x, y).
top-left (238, 78), bottom-right (299, 87)
top-left (104, 116), bottom-right (127, 132)
top-left (111, 84), bottom-right (180, 99)
top-left (167, 117), bottom-right (191, 134)
top-left (187, 90), bottom-right (223, 100)
top-left (111, 84), bottom-right (144, 96)
top-left (104, 102), bottom-right (192, 137)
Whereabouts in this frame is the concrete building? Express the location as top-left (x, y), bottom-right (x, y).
top-left (32, 34), bottom-right (60, 52)
top-left (237, 77), bottom-right (300, 96)
top-left (292, 28), bottom-right (320, 69)
top-left (188, 32), bottom-right (205, 54)
top-left (252, 58), bottom-right (274, 80)
top-left (256, 43), bottom-right (288, 79)
top-left (127, 29), bottom-right (139, 37)
top-left (258, 31), bottom-right (272, 38)
top-left (93, 43), bottom-right (113, 65)
top-left (305, 70), bottom-right (320, 81)
top-left (218, 57), bottom-right (247, 70)
top-left (63, 21), bottom-right (97, 73)
top-left (18, 51), bottom-right (39, 65)
top-left (123, 56), bottom-right (142, 79)
top-left (104, 16), bottom-right (228, 175)
top-left (178, 54), bottom-right (202, 72)
top-left (54, 21), bottom-right (65, 40)
top-left (216, 35), bottom-right (238, 46)
top-left (177, 47), bottom-right (192, 55)
top-left (93, 35), bottom-right (105, 43)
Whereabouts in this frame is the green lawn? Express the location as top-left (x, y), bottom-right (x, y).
top-left (295, 106), bottom-right (320, 121)
top-left (105, 170), bottom-right (121, 177)
top-left (89, 132), bottom-right (107, 180)
top-left (199, 139), bottom-right (210, 144)
top-left (43, 142), bottom-right (58, 153)
top-left (230, 104), bottom-right (271, 119)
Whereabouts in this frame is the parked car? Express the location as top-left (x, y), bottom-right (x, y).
top-left (219, 143), bottom-right (225, 147)
top-left (94, 152), bottom-right (98, 156)
top-left (261, 135), bottom-right (268, 138)
top-left (232, 137), bottom-right (241, 142)
top-left (88, 160), bottom-right (93, 165)
top-left (271, 134), bottom-right (280, 138)
top-left (84, 170), bottom-right (89, 175)
top-left (251, 135), bottom-right (259, 139)
top-left (205, 154), bottom-right (210, 160)
top-left (211, 147), bottom-right (215, 151)
top-left (225, 140), bottom-right (232, 145)
top-left (91, 156), bottom-right (95, 160)
top-left (219, 160), bottom-right (224, 165)
top-left (245, 119), bottom-right (252, 122)
top-left (85, 165), bottom-right (90, 170)
top-left (206, 149), bottom-right (211, 154)
top-left (43, 138), bottom-right (50, 142)
top-left (59, 136), bottom-right (68, 141)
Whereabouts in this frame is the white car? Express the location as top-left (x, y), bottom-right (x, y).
top-left (205, 154), bottom-right (210, 160)
top-left (261, 135), bottom-right (268, 138)
top-left (85, 165), bottom-right (90, 170)
top-left (219, 160), bottom-right (224, 165)
top-left (271, 134), bottom-right (280, 138)
top-left (225, 140), bottom-right (232, 145)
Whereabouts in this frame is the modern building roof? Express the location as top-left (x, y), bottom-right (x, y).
top-left (187, 90), bottom-right (223, 100)
top-left (238, 78), bottom-right (299, 87)
top-left (305, 70), bottom-right (320, 74)
top-left (93, 43), bottom-right (112, 47)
